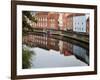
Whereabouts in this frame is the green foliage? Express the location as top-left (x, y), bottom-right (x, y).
top-left (22, 48), bottom-right (33, 69)
top-left (22, 11), bottom-right (37, 36)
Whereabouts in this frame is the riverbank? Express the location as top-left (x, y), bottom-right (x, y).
top-left (27, 29), bottom-right (89, 44)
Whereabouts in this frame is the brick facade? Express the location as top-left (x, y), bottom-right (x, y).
top-left (31, 12), bottom-right (89, 33)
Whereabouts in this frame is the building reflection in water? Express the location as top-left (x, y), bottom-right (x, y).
top-left (23, 34), bottom-right (89, 65)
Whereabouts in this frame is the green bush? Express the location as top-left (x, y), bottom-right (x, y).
top-left (22, 48), bottom-right (33, 69)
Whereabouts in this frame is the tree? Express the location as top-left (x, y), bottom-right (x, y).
top-left (22, 11), bottom-right (37, 36)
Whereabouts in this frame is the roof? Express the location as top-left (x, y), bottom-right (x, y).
top-left (67, 13), bottom-right (86, 18)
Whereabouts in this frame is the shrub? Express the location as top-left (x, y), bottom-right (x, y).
top-left (22, 48), bottom-right (33, 69)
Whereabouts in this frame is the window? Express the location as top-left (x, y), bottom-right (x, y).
top-left (82, 22), bottom-right (83, 25)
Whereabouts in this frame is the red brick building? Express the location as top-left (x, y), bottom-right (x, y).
top-left (32, 12), bottom-right (59, 30)
top-left (47, 12), bottom-right (59, 30)
top-left (32, 12), bottom-right (48, 29)
top-left (61, 13), bottom-right (71, 30)
top-left (31, 12), bottom-right (72, 31)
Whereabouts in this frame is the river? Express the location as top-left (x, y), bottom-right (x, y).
top-left (23, 33), bottom-right (89, 68)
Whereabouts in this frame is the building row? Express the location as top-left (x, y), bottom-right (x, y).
top-left (29, 12), bottom-right (90, 33)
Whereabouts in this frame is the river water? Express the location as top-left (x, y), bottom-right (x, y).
top-left (23, 33), bottom-right (89, 68)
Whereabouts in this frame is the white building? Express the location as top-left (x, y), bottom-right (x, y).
top-left (73, 14), bottom-right (86, 32)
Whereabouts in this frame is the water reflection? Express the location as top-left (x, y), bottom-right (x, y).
top-left (23, 33), bottom-right (89, 68)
